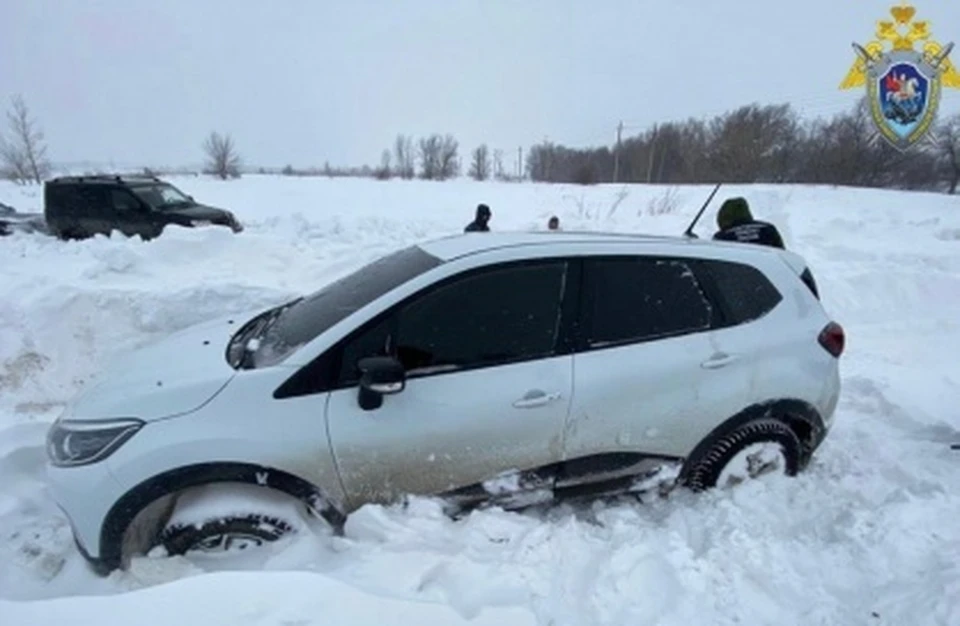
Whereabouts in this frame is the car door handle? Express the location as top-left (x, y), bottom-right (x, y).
top-left (513, 390), bottom-right (562, 409)
top-left (701, 353), bottom-right (738, 369)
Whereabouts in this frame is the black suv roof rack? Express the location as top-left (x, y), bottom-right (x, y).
top-left (49, 173), bottom-right (162, 185)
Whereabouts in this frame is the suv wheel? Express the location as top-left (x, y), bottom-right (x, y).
top-left (153, 483), bottom-right (308, 557)
top-left (160, 514), bottom-right (295, 556)
top-left (683, 418), bottom-right (802, 491)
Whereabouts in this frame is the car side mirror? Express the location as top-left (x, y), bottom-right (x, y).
top-left (357, 356), bottom-right (406, 411)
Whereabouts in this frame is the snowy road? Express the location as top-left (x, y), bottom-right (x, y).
top-left (1, 177), bottom-right (958, 625)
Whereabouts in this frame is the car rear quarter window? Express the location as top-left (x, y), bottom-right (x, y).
top-left (583, 257), bottom-right (713, 347)
top-left (697, 259), bottom-right (783, 325)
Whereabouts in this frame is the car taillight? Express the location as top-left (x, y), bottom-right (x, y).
top-left (818, 322), bottom-right (845, 357)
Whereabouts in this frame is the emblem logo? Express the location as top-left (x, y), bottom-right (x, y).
top-left (840, 3), bottom-right (960, 151)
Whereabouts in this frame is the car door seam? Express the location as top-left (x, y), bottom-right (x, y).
top-left (323, 390), bottom-right (351, 506)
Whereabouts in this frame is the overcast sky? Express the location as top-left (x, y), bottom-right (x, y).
top-left (3, 0), bottom-right (960, 169)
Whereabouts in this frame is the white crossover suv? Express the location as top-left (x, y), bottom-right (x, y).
top-left (46, 231), bottom-right (843, 573)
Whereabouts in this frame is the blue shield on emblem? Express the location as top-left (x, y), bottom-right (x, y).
top-left (877, 63), bottom-right (929, 139)
top-left (867, 50), bottom-right (942, 151)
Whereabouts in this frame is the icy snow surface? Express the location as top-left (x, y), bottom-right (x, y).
top-left (1, 176), bottom-right (959, 625)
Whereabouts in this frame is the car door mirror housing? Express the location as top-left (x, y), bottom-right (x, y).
top-left (357, 356), bottom-right (406, 410)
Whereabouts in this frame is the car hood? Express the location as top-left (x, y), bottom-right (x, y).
top-left (165, 204), bottom-right (243, 232)
top-left (65, 311), bottom-right (257, 423)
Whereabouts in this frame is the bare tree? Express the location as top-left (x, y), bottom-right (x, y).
top-left (417, 134), bottom-right (459, 181)
top-left (493, 149), bottom-right (506, 180)
top-left (936, 113), bottom-right (960, 194)
top-left (437, 134), bottom-right (459, 180)
top-left (0, 95), bottom-right (50, 184)
top-left (418, 135), bottom-right (440, 179)
top-left (394, 134), bottom-right (415, 179)
top-left (469, 144), bottom-right (490, 181)
top-left (202, 131), bottom-right (241, 180)
top-left (375, 149), bottom-right (392, 180)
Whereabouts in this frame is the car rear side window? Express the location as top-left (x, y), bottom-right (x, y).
top-left (583, 257), bottom-right (712, 347)
top-left (697, 260), bottom-right (782, 325)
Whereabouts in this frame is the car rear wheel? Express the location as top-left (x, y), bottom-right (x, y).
top-left (682, 418), bottom-right (802, 491)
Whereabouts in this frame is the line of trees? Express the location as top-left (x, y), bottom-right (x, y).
top-left (526, 99), bottom-right (960, 194)
top-left (4, 92), bottom-right (960, 194)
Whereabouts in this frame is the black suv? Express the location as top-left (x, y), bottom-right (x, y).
top-left (44, 174), bottom-right (243, 241)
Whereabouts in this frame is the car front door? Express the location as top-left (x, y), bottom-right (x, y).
top-left (325, 259), bottom-right (575, 510)
top-left (562, 255), bottom-right (747, 472)
top-left (109, 188), bottom-right (153, 238)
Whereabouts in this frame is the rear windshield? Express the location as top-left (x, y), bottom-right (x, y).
top-left (249, 245), bottom-right (442, 368)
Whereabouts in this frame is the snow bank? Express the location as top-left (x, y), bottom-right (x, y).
top-left (1, 176), bottom-right (959, 625)
top-left (1, 570), bottom-right (537, 626)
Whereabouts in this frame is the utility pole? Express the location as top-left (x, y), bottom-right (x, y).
top-left (613, 120), bottom-right (623, 183)
top-left (517, 146), bottom-right (523, 180)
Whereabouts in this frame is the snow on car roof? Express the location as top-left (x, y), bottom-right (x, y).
top-left (417, 230), bottom-right (677, 260)
top-left (416, 230), bottom-right (769, 262)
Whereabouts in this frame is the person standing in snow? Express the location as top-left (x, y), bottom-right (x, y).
top-left (712, 197), bottom-right (785, 249)
top-left (464, 204), bottom-right (492, 232)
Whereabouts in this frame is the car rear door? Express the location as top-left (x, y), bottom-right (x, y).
top-left (325, 259), bottom-right (575, 510)
top-left (563, 254), bottom-right (748, 466)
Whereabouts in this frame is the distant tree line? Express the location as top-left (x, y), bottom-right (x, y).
top-left (526, 98), bottom-right (960, 194)
top-left (5, 92), bottom-right (959, 195)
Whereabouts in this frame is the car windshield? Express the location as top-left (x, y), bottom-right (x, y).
top-left (241, 245), bottom-right (443, 369)
top-left (131, 183), bottom-right (194, 210)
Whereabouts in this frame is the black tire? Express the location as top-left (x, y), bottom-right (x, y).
top-left (159, 514), bottom-right (295, 556)
top-left (682, 418), bottom-right (802, 492)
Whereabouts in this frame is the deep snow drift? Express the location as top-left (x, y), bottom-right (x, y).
top-left (1, 176), bottom-right (959, 625)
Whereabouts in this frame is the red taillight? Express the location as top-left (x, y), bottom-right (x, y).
top-left (818, 322), bottom-right (845, 358)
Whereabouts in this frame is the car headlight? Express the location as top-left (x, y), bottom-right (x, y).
top-left (46, 418), bottom-right (144, 467)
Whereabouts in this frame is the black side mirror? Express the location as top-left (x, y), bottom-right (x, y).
top-left (357, 356), bottom-right (406, 410)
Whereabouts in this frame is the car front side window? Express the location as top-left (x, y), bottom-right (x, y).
top-left (338, 260), bottom-right (568, 384)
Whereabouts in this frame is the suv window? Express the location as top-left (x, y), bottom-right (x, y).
top-left (698, 259), bottom-right (783, 325)
top-left (75, 186), bottom-right (110, 212)
top-left (338, 261), bottom-right (568, 383)
top-left (111, 189), bottom-right (140, 212)
top-left (583, 257), bottom-right (712, 347)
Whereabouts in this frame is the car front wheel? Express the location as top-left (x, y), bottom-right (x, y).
top-left (682, 418), bottom-right (802, 491)
top-left (154, 483), bottom-right (309, 558)
top-left (160, 514), bottom-right (295, 556)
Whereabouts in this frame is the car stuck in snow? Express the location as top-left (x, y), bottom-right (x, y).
top-left (43, 174), bottom-right (243, 241)
top-left (45, 230), bottom-right (843, 574)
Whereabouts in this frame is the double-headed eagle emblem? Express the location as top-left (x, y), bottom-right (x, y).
top-left (840, 3), bottom-right (960, 151)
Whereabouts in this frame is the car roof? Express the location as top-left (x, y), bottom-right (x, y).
top-left (417, 230), bottom-right (781, 262)
top-left (47, 174), bottom-right (163, 186)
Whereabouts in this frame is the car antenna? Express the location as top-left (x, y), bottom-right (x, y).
top-left (683, 182), bottom-right (722, 239)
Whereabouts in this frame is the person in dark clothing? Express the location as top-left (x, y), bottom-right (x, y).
top-left (464, 204), bottom-right (492, 232)
top-left (712, 197), bottom-right (785, 249)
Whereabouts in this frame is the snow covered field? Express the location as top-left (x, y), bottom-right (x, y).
top-left (1, 175), bottom-right (959, 625)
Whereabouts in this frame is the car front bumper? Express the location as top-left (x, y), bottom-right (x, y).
top-left (46, 458), bottom-right (126, 572)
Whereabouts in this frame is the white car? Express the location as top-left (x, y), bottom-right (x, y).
top-left (45, 231), bottom-right (843, 574)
